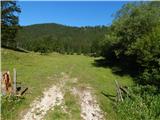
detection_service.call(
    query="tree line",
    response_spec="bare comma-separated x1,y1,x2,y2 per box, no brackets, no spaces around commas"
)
15,23,108,55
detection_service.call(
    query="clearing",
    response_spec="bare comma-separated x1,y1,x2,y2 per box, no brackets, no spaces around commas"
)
1,48,133,120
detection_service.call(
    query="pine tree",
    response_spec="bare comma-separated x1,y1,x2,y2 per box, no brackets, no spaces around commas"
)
1,1,21,48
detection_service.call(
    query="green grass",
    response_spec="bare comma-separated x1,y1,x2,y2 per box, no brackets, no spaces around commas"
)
45,91,81,120
1,48,133,120
45,105,69,120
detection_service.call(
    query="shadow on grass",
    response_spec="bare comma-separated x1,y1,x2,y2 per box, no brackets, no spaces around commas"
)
92,58,160,88
101,91,116,102
2,46,29,53
92,58,138,78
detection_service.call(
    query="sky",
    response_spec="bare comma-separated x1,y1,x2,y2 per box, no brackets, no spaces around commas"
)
18,1,129,27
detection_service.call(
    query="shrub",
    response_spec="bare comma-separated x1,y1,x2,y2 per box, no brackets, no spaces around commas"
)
116,85,160,120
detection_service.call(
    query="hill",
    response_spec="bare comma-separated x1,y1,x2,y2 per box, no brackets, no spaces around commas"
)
16,23,108,55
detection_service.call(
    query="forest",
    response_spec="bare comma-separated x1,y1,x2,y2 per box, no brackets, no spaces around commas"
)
15,23,107,55
1,1,160,120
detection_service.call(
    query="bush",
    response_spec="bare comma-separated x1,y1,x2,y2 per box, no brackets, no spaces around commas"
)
1,95,25,119
116,85,160,120
100,2,160,86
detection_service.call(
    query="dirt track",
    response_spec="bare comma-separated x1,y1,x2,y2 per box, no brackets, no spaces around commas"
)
21,72,104,120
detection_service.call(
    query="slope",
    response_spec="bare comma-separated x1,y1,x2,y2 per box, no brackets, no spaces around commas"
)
16,23,108,54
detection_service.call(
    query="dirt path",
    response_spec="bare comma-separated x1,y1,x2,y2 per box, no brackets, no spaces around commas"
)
21,72,104,120
21,72,68,120
72,87,104,120
22,86,63,120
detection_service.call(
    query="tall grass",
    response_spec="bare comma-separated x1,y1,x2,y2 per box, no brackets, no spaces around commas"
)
116,85,160,120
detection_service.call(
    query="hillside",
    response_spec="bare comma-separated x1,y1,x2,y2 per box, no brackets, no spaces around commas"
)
16,23,108,54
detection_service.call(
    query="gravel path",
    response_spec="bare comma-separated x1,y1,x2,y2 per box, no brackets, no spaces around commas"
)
72,87,104,120
21,86,63,120
21,72,104,120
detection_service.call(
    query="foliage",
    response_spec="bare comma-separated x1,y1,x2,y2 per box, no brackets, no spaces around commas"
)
1,1,21,48
32,36,53,54
16,23,108,55
100,3,160,119
1,95,25,120
100,1,160,86
116,85,160,120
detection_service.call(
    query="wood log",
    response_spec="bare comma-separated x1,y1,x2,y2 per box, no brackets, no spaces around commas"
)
21,88,28,96
115,80,123,102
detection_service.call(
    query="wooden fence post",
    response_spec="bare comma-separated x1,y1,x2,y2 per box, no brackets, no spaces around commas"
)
13,68,16,94
115,80,123,102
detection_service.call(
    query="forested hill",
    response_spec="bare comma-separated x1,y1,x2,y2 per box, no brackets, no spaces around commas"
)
16,23,108,55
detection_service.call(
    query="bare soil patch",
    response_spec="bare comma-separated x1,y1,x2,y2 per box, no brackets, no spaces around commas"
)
72,87,104,120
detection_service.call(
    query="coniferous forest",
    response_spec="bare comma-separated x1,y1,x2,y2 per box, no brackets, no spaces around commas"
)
15,23,108,55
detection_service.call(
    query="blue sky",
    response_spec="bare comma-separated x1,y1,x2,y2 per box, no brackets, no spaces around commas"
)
18,1,129,27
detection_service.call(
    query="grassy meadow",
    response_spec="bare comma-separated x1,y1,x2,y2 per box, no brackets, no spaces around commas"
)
1,48,133,120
